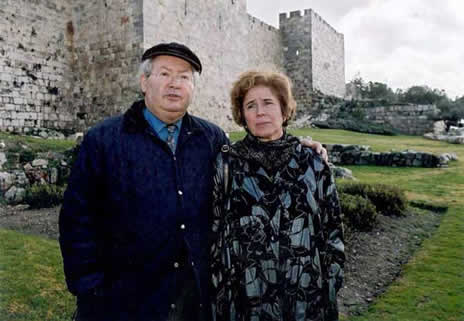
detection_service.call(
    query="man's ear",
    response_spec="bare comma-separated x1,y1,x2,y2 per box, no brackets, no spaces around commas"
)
140,74,147,94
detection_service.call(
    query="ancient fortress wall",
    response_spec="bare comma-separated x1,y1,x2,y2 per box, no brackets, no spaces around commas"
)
0,0,74,131
279,9,345,111
279,10,313,110
310,10,345,97
0,0,344,133
143,0,282,130
70,0,143,127
365,104,439,135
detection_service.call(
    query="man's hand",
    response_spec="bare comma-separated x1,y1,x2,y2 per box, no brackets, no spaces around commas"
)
300,139,328,163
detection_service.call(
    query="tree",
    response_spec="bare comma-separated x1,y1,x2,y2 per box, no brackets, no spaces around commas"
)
398,85,448,105
438,95,464,125
346,77,396,102
365,81,396,102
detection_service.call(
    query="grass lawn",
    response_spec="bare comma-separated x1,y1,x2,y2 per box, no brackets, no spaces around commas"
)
301,128,464,321
0,128,463,320
0,229,74,320
0,132,75,153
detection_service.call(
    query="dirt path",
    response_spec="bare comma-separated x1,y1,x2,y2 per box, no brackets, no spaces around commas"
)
0,204,444,317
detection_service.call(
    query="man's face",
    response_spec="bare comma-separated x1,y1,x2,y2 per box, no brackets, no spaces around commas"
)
140,55,194,123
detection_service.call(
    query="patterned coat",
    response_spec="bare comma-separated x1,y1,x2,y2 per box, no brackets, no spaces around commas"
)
210,135,345,321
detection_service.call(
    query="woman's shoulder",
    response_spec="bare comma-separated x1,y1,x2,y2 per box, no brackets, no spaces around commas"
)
293,141,327,173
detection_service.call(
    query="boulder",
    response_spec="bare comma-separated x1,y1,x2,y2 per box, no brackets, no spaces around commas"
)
0,172,14,191
4,186,26,203
32,159,48,168
433,120,446,134
0,152,6,169
331,165,356,180
448,126,464,136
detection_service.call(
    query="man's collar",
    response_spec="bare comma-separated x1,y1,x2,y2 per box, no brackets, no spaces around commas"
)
123,100,197,134
143,108,182,135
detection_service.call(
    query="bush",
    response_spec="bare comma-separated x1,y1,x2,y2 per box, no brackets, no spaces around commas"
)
19,149,36,163
23,184,66,209
338,182,407,216
339,192,378,232
63,144,80,169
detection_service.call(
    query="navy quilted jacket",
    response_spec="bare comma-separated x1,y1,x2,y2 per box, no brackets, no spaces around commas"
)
59,100,228,320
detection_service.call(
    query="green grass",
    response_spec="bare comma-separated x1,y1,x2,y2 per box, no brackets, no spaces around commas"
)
298,128,464,321
347,205,464,321
0,132,75,153
0,229,74,320
1,128,463,320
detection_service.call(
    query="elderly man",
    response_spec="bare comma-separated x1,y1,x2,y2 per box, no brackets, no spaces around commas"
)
59,42,326,321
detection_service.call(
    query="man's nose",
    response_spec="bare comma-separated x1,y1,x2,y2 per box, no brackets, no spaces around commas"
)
168,75,182,87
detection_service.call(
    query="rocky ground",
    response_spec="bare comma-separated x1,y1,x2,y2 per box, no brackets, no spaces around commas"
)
0,204,444,317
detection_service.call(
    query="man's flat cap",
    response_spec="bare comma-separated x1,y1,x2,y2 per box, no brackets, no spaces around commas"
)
142,42,202,74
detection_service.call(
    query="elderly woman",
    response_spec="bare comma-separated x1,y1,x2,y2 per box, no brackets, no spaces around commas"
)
210,71,345,321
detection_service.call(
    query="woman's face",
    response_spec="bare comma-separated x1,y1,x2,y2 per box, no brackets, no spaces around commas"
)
242,85,284,142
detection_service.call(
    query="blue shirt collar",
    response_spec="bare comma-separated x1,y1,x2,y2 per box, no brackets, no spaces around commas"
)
143,108,182,136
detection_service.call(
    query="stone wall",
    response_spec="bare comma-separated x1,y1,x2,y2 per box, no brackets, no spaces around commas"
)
0,0,74,132
310,10,345,97
280,9,345,111
280,10,313,110
364,104,439,135
292,92,440,136
324,144,448,168
70,0,143,127
142,0,283,131
1,0,344,133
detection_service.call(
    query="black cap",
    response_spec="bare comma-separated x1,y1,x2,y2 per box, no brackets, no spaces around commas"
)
141,42,202,74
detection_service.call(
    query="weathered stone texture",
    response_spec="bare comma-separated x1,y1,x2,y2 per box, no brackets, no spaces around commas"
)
324,144,449,168
364,105,439,135
280,9,345,112
70,0,143,127
310,11,345,97
142,0,283,131
0,0,73,132
280,11,313,110
1,0,344,132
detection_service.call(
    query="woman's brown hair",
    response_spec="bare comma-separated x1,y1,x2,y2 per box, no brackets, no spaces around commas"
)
230,70,297,127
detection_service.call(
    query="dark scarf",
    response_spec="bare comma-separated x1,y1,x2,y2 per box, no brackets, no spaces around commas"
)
232,132,300,173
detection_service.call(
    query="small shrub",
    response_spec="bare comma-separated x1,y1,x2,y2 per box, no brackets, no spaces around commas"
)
63,144,81,169
23,184,66,209
339,192,378,232
0,195,7,206
19,149,36,163
338,182,407,216
409,200,448,213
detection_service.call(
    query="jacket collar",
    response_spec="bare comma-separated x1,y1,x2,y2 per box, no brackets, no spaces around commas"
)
122,99,200,135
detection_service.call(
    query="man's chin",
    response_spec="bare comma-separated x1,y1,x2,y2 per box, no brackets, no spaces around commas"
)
164,106,188,115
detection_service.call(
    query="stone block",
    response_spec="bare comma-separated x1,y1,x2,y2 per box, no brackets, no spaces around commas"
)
32,158,48,167
0,152,6,169
0,172,14,191
4,186,26,203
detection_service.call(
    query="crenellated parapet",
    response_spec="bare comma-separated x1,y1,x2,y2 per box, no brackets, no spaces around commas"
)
0,1,344,133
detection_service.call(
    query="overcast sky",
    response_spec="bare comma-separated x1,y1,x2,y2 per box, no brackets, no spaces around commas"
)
246,0,464,99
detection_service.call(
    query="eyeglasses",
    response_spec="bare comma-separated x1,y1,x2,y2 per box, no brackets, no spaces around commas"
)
151,70,193,84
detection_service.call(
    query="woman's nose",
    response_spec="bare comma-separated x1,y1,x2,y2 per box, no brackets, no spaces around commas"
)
256,105,265,115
